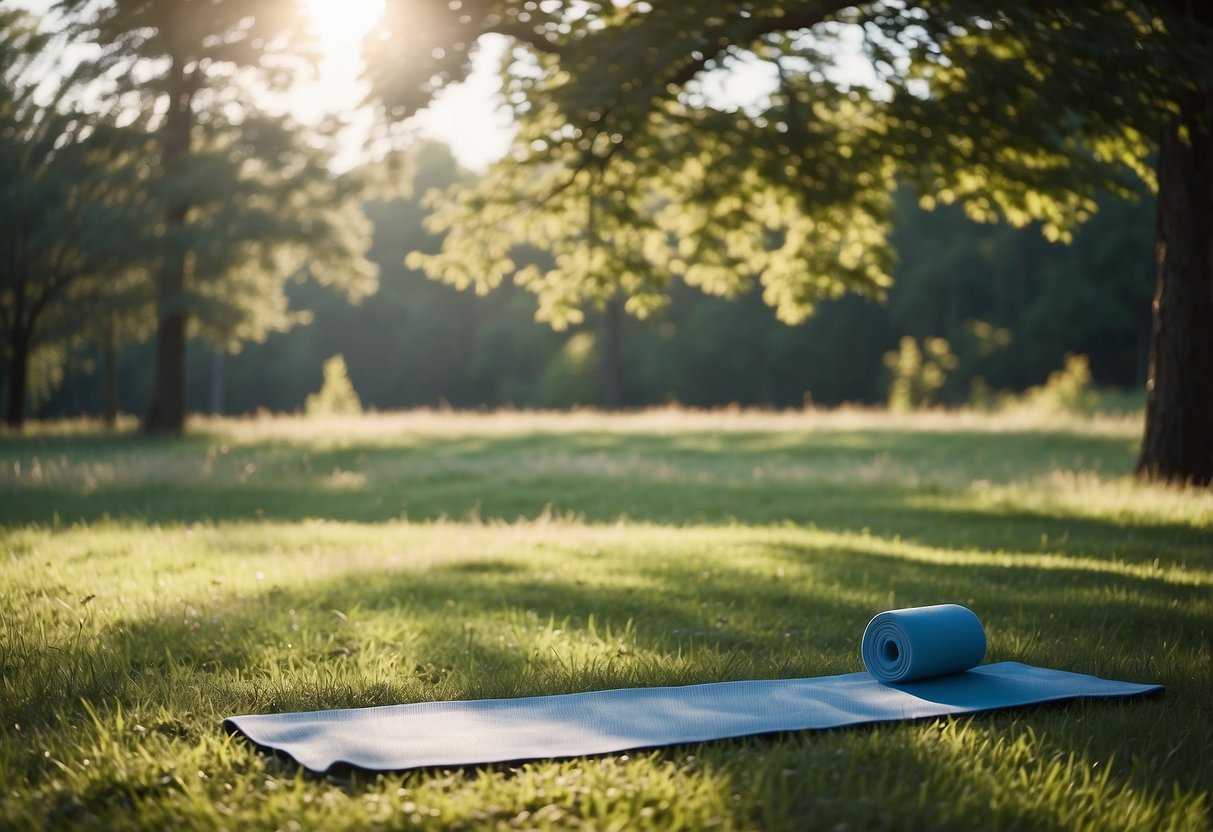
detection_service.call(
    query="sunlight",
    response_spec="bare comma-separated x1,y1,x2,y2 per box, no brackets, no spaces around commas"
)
300,0,384,61
293,0,512,170
286,0,384,170
416,34,516,171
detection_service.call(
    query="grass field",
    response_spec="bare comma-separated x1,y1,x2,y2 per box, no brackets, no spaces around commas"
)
1,409,1210,830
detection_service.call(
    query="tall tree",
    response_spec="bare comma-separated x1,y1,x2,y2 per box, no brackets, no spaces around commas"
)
1137,3,1213,482
0,8,145,428
369,0,1213,483
57,0,378,433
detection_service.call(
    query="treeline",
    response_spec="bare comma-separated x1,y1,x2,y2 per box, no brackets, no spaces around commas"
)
30,142,1153,418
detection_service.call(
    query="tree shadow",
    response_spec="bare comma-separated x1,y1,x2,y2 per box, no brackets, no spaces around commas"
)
4,425,1209,825
6,524,1208,826
3,428,1205,565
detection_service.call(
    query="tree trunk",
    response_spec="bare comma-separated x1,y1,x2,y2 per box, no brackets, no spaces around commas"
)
4,327,29,430
1136,87,1213,485
143,54,193,435
144,310,186,433
103,327,118,429
601,295,623,411
209,349,224,415
4,276,28,429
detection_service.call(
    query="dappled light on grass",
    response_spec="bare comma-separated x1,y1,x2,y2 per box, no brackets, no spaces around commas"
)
1,412,1209,829
179,407,1147,442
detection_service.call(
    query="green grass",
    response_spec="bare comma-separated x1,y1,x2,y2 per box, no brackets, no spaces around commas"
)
1,409,1210,830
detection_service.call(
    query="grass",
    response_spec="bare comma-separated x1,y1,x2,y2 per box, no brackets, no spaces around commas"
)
1,408,1210,830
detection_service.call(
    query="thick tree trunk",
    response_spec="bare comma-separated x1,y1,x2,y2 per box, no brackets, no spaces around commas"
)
1136,88,1213,485
144,310,186,433
144,263,188,432
143,54,193,435
601,295,623,411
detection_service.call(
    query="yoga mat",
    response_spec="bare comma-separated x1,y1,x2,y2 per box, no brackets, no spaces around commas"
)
862,604,987,682
225,605,1161,772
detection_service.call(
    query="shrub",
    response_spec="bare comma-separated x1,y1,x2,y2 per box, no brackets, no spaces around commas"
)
305,354,362,417
1016,353,1098,414
975,353,1099,415
883,336,958,411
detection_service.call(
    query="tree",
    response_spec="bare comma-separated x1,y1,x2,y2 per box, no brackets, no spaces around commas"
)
0,8,147,428
56,0,378,434
368,1,1213,483
1,9,66,429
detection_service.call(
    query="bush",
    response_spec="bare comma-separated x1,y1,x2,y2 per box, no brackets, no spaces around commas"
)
305,354,362,417
883,336,958,411
976,353,1099,416
1016,353,1098,414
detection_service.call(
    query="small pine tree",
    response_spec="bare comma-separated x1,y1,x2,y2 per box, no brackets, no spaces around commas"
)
305,355,362,417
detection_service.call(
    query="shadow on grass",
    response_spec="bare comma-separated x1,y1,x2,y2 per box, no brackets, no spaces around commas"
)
4,523,1208,828
4,428,1209,829
12,531,1205,722
2,429,1205,564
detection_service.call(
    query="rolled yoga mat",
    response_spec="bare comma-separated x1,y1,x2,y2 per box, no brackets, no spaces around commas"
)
861,603,987,682
225,604,1161,772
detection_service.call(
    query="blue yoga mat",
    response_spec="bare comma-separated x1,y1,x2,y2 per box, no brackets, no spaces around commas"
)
225,604,1160,772
862,604,988,682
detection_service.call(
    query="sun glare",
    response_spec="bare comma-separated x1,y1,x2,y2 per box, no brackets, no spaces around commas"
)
301,0,385,60
288,0,383,134
292,0,513,171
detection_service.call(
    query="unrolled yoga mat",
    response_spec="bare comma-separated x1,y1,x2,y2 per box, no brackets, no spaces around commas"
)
225,604,1161,772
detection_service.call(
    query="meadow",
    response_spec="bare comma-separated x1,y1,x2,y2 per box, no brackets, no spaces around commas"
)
1,409,1210,830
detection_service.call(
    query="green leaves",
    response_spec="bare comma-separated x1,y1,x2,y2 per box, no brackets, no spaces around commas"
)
47,0,378,353
368,0,1210,332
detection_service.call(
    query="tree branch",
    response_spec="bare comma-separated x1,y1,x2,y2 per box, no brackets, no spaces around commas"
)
665,0,860,90
484,22,566,56
25,252,81,331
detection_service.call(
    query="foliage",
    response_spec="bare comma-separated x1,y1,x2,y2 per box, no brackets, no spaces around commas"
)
367,1,1207,331
884,335,958,411
885,185,1152,394
0,8,152,425
368,0,1213,484
213,142,564,413
1003,353,1099,416
963,320,1013,359
0,412,1210,829
31,168,1155,418
51,0,381,343
304,354,362,417
49,0,378,431
23,342,67,410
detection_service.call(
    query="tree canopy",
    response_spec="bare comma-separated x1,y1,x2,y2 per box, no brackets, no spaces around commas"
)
371,2,1196,312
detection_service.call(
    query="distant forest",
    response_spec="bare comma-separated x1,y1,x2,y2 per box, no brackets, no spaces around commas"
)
35,142,1153,418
